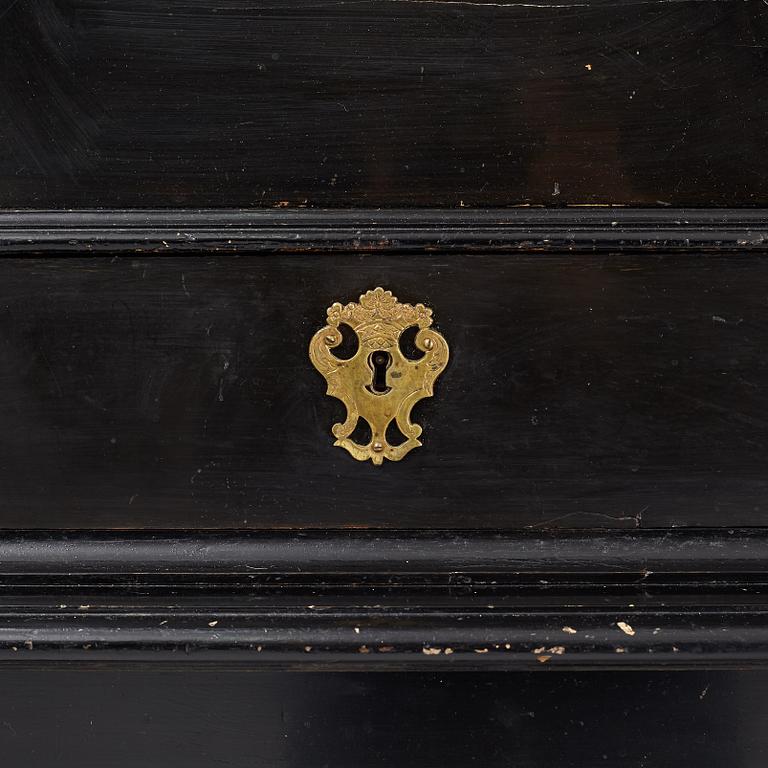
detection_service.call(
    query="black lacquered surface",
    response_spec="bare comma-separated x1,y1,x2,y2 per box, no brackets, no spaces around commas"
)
1,0,766,207
3,254,768,529
1,670,767,767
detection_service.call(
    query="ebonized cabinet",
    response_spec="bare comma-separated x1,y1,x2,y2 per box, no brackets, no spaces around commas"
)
2,1,768,765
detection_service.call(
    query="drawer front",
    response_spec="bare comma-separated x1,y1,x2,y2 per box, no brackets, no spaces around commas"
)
1,669,766,768
2,0,768,681
0,0,765,208
2,253,767,530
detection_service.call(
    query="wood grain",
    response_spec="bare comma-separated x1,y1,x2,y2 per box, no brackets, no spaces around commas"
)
0,0,765,207
3,253,768,529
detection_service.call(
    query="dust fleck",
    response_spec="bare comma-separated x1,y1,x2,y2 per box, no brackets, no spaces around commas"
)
208,620,218,627
562,626,577,634
537,655,552,663
422,647,442,655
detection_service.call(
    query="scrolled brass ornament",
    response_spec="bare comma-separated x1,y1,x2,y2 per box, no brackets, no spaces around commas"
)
309,288,449,464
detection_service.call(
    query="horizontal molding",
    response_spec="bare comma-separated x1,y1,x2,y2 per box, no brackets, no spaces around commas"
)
0,530,765,667
0,606,766,669
0,529,766,575
1,208,767,252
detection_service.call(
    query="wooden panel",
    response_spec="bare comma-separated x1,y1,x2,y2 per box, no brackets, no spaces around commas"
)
0,0,765,207
2,670,766,767
2,254,768,529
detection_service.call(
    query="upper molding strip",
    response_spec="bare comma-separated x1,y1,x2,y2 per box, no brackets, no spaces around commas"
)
1,208,767,253
0,529,765,575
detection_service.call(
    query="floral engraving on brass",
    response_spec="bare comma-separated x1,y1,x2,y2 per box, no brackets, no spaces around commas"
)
309,288,449,465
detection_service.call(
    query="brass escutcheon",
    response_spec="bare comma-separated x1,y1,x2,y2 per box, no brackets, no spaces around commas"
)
309,288,449,465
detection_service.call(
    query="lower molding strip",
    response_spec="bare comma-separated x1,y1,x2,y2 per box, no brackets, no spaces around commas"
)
0,530,764,667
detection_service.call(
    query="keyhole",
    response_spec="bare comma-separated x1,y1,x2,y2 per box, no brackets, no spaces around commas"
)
367,351,392,394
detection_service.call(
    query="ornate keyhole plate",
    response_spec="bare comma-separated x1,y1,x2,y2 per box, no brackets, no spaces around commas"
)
309,288,449,464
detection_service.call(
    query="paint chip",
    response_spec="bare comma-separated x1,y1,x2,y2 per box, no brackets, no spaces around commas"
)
617,621,636,636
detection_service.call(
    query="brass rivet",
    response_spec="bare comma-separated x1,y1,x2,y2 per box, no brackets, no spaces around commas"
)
325,334,337,345
423,338,434,350
372,442,384,452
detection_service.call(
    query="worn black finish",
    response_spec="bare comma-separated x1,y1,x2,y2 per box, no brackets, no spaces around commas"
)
3,252,768,528
0,529,764,668
0,529,765,575
2,571,768,666
3,2,768,764
3,670,767,767
0,542,767,667
1,209,768,253
0,529,762,667
1,0,766,208
6,600,768,667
